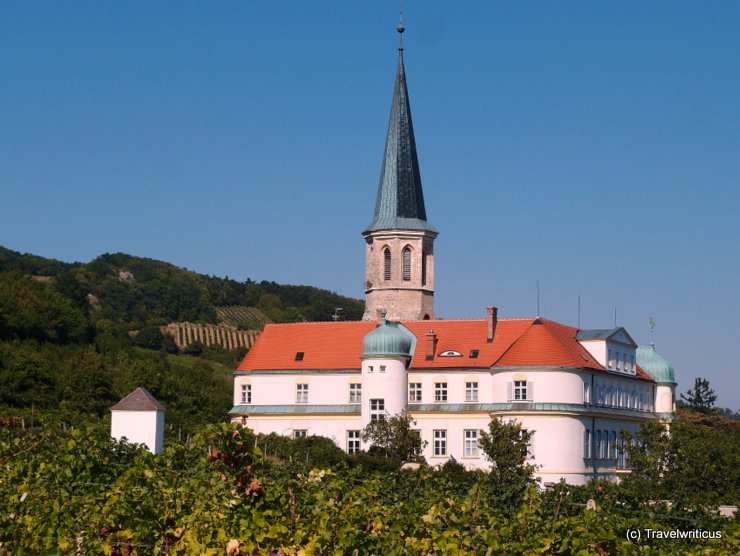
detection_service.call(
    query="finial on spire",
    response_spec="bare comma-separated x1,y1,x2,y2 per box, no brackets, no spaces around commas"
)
397,8,405,51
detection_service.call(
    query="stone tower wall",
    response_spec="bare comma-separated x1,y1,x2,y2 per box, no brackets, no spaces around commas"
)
363,229,436,321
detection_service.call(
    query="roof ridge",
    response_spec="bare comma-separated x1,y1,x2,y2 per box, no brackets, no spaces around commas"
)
264,320,369,327
491,320,536,366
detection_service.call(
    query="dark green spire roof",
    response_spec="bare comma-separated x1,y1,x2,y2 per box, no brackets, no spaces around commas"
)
364,33,436,234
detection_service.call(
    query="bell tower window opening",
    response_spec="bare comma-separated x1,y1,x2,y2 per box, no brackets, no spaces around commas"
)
383,248,391,281
402,247,411,281
421,251,427,286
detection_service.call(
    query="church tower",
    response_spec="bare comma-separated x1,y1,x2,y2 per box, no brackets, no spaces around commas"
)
362,21,438,322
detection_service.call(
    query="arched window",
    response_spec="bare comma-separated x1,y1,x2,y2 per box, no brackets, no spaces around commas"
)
383,248,391,281
421,251,427,286
402,247,411,281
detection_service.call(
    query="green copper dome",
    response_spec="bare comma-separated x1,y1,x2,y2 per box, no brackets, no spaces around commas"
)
362,313,413,359
636,342,675,384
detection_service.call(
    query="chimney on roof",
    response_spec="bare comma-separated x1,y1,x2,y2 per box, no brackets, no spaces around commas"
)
425,330,436,360
486,306,498,343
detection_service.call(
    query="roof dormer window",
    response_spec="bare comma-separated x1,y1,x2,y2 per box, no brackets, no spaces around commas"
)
295,352,304,361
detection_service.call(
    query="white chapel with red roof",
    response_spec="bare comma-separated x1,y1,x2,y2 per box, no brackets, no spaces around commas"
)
230,23,676,485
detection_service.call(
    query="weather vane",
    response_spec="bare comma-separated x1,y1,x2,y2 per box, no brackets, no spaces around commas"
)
398,7,405,50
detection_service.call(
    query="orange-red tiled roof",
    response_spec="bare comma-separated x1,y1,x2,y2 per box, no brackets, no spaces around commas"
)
237,321,377,371
494,318,602,368
236,317,653,381
403,319,532,369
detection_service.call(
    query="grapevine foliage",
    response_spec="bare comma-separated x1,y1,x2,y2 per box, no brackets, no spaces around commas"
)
1,421,737,555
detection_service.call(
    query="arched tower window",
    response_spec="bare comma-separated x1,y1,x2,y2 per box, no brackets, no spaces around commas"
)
383,248,391,281
421,251,427,286
402,247,411,281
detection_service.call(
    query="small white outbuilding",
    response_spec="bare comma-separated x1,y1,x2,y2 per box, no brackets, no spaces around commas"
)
110,387,165,454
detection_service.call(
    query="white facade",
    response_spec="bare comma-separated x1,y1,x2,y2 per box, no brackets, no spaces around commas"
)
111,409,165,454
232,345,666,485
110,387,165,454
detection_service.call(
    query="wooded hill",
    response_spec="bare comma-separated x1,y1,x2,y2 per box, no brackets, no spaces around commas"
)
0,245,364,327
0,245,364,433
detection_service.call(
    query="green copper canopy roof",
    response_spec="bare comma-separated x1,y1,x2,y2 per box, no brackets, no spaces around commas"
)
636,342,675,384
363,35,436,234
362,313,414,358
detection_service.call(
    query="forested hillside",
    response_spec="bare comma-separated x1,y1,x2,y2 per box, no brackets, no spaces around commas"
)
0,246,364,326
0,245,364,431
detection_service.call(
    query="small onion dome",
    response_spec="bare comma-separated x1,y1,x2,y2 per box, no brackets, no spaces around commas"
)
362,314,413,359
636,342,675,384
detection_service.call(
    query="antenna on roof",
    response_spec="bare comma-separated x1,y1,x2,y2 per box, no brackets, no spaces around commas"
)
332,308,344,322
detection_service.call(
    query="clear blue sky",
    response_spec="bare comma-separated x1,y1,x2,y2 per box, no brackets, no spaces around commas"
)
2,2,738,408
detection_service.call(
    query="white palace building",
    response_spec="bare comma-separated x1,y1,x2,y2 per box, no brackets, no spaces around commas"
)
230,24,676,485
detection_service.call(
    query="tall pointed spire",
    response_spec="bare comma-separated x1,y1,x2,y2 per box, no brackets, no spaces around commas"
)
362,19,438,322
364,20,436,234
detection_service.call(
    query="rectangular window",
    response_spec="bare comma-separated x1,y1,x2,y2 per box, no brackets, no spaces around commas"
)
349,383,361,403
296,383,308,404
408,382,422,402
600,431,607,460
347,430,361,454
617,353,622,371
617,446,626,469
620,439,630,469
370,399,385,422
513,380,528,401
240,384,251,404
380,365,386,373
583,382,591,404
596,430,603,459
293,430,307,439
608,349,614,369
465,382,479,402
583,428,592,459
630,355,635,373
610,431,618,460
368,365,374,373
434,382,447,402
433,429,447,457
464,429,478,457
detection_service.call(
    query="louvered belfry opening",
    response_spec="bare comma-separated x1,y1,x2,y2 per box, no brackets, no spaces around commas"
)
403,247,411,281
